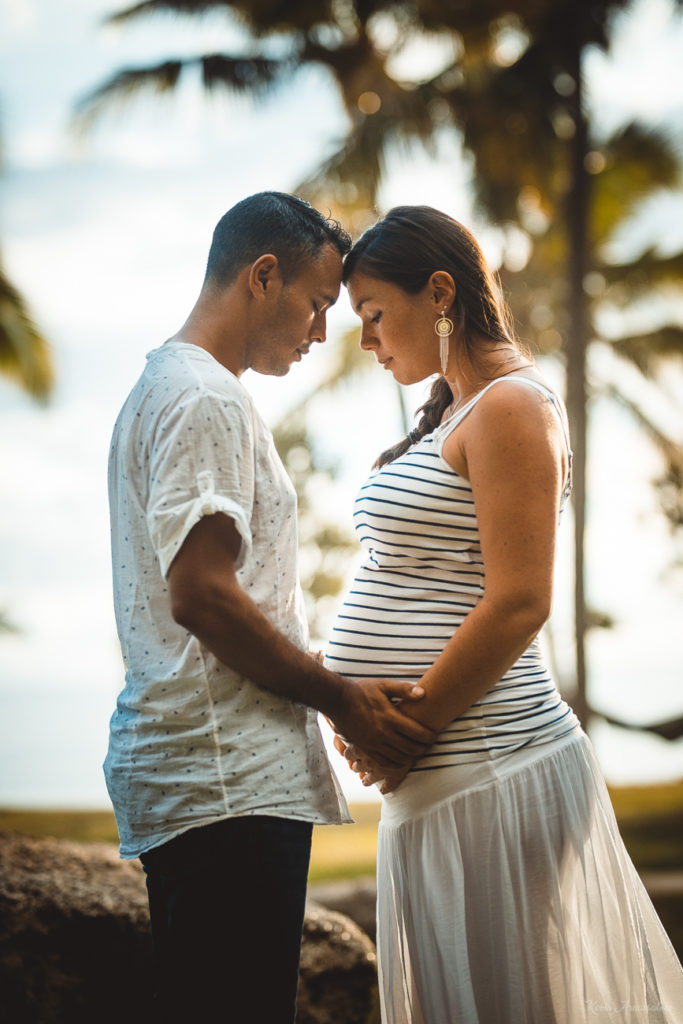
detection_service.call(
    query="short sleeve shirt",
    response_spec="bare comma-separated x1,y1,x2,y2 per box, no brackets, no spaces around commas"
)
106,341,350,858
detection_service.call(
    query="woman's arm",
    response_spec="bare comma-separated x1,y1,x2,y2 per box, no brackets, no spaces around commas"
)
344,382,568,788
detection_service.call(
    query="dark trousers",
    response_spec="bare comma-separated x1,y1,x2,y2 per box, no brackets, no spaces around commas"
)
140,814,314,1023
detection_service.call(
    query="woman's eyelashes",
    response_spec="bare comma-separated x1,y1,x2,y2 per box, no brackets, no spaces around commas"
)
370,310,382,324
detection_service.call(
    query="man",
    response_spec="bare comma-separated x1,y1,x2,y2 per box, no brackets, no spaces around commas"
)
106,192,433,1022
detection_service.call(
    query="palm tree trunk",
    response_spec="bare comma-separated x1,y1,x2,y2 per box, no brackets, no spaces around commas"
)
564,44,591,728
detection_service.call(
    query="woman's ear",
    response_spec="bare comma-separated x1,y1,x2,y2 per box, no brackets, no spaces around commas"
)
248,253,281,300
428,270,456,311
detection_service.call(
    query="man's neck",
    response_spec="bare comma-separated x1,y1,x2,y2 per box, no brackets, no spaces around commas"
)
171,291,248,377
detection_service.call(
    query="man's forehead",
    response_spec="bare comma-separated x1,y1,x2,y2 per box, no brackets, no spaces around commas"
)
307,245,343,300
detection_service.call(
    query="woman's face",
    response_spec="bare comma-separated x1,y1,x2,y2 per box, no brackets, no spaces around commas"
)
346,271,441,385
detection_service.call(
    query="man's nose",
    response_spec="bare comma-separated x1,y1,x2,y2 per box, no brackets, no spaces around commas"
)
310,310,327,344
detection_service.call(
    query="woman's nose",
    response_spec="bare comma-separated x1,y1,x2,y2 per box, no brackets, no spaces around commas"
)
359,324,375,349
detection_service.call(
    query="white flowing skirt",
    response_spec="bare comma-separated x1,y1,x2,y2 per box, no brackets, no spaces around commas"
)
377,730,683,1024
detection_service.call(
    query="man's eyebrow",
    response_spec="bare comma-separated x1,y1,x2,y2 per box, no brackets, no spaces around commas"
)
354,297,369,312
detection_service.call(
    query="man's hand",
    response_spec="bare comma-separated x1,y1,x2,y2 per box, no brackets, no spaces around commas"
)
329,677,435,769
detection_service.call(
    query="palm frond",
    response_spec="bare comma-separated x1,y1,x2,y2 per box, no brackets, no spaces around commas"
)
200,53,293,94
296,119,387,230
599,248,683,299
590,123,680,247
75,60,184,130
0,610,21,635
609,325,683,376
295,66,449,227
75,53,293,129
604,379,683,531
451,50,562,222
107,0,342,38
107,1,232,25
599,710,683,741
0,265,54,402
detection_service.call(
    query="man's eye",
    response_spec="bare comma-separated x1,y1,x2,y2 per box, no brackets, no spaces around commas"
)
370,311,382,324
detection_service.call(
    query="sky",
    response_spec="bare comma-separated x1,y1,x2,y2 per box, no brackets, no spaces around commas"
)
1,0,683,809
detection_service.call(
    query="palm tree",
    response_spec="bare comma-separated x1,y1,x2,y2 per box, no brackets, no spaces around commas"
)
272,407,359,645
497,120,683,722
0,120,54,402
78,0,683,725
419,1,682,724
0,609,20,634
0,265,54,402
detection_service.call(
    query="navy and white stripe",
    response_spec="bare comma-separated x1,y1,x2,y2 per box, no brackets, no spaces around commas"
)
325,377,579,770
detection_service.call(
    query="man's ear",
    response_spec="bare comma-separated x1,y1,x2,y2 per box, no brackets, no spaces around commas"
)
248,253,281,300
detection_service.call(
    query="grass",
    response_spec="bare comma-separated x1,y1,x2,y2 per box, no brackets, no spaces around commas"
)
0,807,121,846
1,781,681,879
309,802,380,882
607,781,683,872
2,787,681,958
0,803,381,878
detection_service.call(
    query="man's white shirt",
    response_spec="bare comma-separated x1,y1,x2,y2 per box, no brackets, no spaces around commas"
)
106,341,350,859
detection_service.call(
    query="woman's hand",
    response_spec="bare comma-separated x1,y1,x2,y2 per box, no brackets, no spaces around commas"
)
332,733,349,757
334,740,414,794
370,765,412,795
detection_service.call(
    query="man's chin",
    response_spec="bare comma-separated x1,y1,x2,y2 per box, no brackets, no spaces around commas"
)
251,359,293,378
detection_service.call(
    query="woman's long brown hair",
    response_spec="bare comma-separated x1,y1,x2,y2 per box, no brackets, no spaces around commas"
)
343,206,518,467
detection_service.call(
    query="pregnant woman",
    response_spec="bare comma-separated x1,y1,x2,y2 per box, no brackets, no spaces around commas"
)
325,206,683,1023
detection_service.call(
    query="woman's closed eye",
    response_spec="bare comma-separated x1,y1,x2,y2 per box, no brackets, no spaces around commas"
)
370,310,382,324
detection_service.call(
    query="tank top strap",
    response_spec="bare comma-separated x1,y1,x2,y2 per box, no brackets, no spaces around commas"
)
438,378,504,441
437,376,573,499
439,376,570,451
494,377,572,458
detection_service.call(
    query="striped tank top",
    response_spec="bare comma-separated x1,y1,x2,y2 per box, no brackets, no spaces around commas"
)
325,377,580,770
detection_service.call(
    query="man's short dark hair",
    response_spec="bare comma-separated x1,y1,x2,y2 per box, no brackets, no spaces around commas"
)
204,191,351,287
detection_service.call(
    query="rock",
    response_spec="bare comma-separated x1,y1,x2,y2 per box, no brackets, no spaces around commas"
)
298,902,378,1024
0,831,379,1024
307,877,378,941
0,831,154,1024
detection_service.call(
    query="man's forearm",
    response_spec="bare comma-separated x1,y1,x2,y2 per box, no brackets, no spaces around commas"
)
166,512,436,765
173,575,349,719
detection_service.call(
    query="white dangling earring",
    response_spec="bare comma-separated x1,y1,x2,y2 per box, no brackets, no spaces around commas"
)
434,308,454,375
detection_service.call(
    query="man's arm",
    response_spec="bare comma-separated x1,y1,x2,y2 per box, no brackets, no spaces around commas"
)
167,511,435,767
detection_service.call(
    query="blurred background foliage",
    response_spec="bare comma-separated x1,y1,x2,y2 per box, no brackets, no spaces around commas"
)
0,126,54,402
5,0,682,731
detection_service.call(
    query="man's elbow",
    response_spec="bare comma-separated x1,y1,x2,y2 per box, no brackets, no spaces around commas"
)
169,571,240,638
170,585,200,632
169,573,217,634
